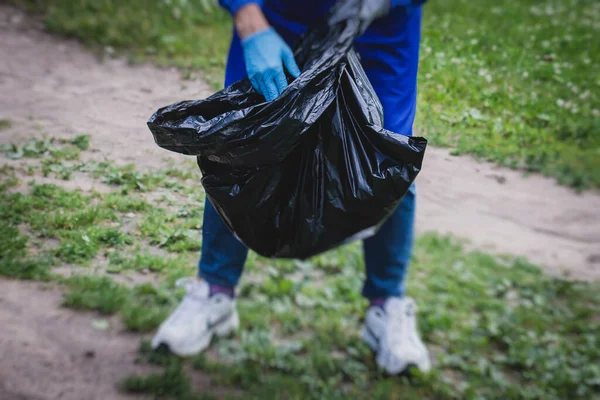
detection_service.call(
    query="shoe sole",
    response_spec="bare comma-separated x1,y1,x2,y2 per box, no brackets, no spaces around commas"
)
156,311,239,357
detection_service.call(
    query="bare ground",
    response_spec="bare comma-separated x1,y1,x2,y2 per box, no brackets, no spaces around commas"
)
0,280,150,400
0,5,599,400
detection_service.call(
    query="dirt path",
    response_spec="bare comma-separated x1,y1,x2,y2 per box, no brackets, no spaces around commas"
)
0,280,149,400
417,152,600,280
0,5,599,400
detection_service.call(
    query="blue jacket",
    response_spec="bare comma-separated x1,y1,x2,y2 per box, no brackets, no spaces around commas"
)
218,0,427,17
218,0,427,34
219,0,426,136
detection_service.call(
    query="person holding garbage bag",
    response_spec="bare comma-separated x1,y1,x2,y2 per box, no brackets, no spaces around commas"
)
151,0,431,374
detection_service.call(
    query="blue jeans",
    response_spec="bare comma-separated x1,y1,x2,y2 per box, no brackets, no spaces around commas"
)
200,6,422,299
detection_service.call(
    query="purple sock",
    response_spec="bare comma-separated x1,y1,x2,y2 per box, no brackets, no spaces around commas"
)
369,298,387,309
209,283,235,298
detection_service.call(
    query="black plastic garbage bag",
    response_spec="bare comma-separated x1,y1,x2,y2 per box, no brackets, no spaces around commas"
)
147,0,427,259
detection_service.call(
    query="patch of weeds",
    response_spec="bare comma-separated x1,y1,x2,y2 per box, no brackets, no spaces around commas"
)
30,182,81,203
0,221,54,280
140,208,200,252
125,342,237,400
101,163,151,189
140,207,170,238
66,134,91,150
162,260,199,288
157,226,201,252
0,119,12,130
40,148,85,180
64,275,180,330
28,183,90,211
260,275,297,299
107,251,182,273
121,359,215,400
0,137,55,159
408,233,600,399
41,160,74,180
0,165,19,192
121,283,176,331
63,275,129,314
144,233,600,399
194,351,331,400
100,163,184,192
0,183,129,263
49,145,81,161
55,226,131,264
137,339,177,366
0,256,54,280
218,329,303,373
40,157,80,180
29,205,115,236
101,191,149,212
164,167,195,180
175,204,204,227
0,221,28,258
95,226,133,247
0,135,91,180
0,193,28,224
0,136,85,163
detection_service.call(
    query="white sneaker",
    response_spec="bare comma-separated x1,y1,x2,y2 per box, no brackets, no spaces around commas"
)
361,297,431,374
151,278,239,356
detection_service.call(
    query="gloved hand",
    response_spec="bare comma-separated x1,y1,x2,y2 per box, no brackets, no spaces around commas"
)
358,0,425,35
241,27,301,102
358,0,391,35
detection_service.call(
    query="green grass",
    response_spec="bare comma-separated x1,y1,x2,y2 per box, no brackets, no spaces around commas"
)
0,137,201,260
0,221,54,280
102,191,150,212
121,283,178,331
0,181,130,264
418,1,600,189
1,136,599,398
13,0,231,88
0,135,90,160
121,235,600,399
0,135,90,180
122,356,218,400
12,0,600,188
140,207,202,252
63,275,130,314
55,226,132,263
0,166,19,191
63,276,176,330
0,174,56,280
0,136,189,189
99,163,184,192
107,250,185,273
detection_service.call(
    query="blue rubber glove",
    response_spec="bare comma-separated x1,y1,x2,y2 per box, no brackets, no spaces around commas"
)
241,27,301,102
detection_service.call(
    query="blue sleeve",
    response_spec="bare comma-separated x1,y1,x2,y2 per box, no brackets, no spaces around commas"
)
218,0,264,15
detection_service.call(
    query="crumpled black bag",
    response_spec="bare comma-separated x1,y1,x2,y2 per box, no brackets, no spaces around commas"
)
147,0,427,259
